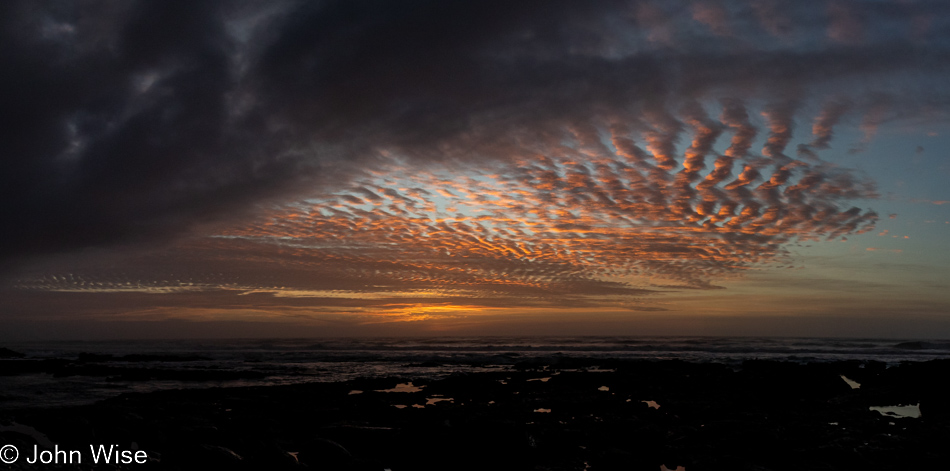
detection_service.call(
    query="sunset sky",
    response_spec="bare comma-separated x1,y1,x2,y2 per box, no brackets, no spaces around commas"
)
2,0,950,340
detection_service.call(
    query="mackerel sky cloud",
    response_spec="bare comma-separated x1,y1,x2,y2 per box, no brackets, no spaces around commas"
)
2,0,950,338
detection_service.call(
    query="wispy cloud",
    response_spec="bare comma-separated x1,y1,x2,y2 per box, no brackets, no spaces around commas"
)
866,247,903,253
4,0,949,327
12,101,882,317
1,0,946,272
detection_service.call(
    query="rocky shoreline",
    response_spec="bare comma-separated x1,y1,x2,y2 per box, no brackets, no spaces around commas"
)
2,358,949,470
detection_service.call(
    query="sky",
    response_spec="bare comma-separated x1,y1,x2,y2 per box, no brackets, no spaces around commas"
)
2,0,950,340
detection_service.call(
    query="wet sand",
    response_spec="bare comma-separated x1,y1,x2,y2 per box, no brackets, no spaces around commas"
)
2,358,949,470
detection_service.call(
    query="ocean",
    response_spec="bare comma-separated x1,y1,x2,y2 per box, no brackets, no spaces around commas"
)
2,336,949,410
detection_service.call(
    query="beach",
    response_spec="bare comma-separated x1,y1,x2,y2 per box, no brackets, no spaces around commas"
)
2,338,949,470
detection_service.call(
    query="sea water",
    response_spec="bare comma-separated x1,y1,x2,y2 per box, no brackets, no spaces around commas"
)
1,336,948,409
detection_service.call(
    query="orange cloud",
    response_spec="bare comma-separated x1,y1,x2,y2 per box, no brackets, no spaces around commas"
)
17,103,880,315
866,247,902,253
206,103,876,297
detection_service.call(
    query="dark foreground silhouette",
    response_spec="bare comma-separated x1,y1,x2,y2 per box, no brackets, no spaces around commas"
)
2,358,949,470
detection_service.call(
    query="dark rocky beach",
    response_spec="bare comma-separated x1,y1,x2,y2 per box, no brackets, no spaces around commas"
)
2,355,949,470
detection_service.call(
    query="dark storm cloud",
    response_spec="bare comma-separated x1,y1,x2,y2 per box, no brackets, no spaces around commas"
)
2,0,949,275
1,0,311,266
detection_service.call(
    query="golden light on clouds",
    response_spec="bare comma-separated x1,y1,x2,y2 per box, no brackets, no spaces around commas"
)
4,0,950,340
191,104,880,314
8,102,885,327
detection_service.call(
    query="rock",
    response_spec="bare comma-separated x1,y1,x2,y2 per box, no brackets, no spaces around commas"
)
4,360,950,469
296,438,353,469
0,347,24,359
